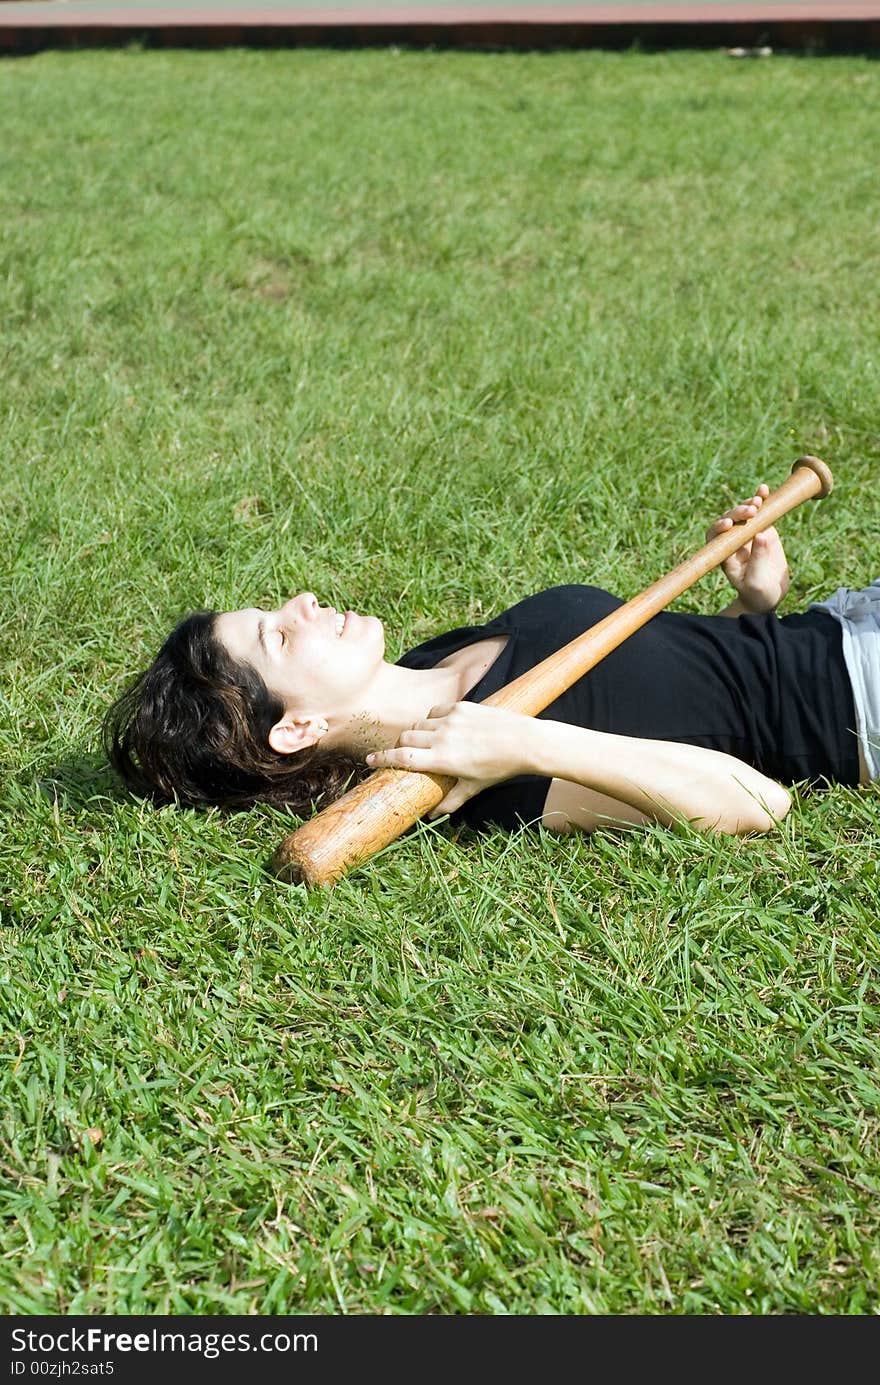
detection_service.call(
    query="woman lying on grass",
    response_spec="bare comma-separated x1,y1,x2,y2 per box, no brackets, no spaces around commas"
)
105,486,875,837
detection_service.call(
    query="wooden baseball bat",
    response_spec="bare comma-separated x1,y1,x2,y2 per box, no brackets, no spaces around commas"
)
272,457,833,887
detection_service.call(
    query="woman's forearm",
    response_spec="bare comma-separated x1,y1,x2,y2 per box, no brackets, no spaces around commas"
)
522,719,791,833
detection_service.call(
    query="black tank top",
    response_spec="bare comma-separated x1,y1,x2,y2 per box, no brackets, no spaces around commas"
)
395,585,860,831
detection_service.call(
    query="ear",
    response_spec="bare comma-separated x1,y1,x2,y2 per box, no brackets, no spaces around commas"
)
268,717,321,757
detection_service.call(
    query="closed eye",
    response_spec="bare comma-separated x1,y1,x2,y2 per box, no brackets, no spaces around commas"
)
260,617,286,655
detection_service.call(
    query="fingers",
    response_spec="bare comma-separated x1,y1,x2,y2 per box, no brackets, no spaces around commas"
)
428,786,472,819
731,487,768,518
366,706,461,767
396,729,434,746
401,705,455,732
726,494,763,523
366,745,433,770
707,485,770,541
746,526,783,556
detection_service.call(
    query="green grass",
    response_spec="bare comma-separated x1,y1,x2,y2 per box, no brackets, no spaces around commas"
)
2,44,880,1314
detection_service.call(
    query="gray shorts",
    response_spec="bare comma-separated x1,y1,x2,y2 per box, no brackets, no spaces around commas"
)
810,579,880,781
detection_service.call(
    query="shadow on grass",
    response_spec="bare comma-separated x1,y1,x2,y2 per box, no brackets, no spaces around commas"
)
36,750,128,814
35,751,294,825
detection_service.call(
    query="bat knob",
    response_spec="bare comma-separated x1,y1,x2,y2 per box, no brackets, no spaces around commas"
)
792,455,833,498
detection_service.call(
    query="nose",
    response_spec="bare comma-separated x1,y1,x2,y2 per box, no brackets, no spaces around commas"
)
277,592,320,623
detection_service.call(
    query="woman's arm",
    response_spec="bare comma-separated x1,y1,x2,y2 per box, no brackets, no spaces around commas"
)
366,703,791,835
528,720,792,836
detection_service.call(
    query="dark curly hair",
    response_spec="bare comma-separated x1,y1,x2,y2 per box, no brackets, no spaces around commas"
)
102,612,371,814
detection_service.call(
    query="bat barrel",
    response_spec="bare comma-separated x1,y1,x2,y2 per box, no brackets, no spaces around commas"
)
271,762,455,886
272,456,832,887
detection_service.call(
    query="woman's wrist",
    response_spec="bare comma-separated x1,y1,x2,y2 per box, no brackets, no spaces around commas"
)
504,711,552,779
720,596,752,617
522,717,594,779
720,593,779,618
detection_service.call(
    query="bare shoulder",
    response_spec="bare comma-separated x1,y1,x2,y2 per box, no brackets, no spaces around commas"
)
436,634,509,697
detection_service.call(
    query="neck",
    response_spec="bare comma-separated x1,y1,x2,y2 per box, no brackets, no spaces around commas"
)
329,661,467,758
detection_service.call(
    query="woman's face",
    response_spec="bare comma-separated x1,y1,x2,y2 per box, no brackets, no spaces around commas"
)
215,592,386,717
